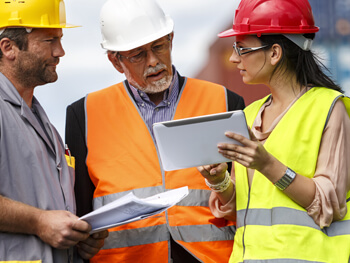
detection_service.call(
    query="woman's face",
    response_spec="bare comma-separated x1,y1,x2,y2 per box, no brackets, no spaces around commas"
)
229,35,274,85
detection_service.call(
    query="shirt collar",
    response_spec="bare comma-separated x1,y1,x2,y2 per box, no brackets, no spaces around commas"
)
0,72,47,117
0,72,23,106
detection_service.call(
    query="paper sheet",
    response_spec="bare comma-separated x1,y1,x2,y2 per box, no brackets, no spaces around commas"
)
79,186,189,233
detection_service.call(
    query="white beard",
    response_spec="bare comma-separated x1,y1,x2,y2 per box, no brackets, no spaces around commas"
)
138,74,172,94
124,64,172,94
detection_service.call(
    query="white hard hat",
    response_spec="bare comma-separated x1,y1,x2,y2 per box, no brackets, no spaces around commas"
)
100,0,174,51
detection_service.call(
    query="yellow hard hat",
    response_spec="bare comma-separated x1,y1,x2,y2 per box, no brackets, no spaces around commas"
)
0,0,79,29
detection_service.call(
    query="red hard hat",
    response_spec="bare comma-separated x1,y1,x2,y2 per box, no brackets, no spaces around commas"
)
219,0,319,38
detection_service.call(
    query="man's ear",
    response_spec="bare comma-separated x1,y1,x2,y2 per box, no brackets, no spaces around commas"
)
169,32,174,50
0,38,17,60
270,43,283,66
107,51,125,73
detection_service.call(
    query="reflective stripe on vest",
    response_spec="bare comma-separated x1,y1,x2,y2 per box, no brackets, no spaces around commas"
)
86,78,235,263
236,207,350,236
231,88,350,263
103,223,235,249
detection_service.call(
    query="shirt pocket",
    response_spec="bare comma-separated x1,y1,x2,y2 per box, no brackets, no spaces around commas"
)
65,154,75,169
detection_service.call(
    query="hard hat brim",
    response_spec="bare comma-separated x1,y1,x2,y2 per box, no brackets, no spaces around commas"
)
218,27,319,38
0,23,81,30
218,28,237,38
27,23,81,29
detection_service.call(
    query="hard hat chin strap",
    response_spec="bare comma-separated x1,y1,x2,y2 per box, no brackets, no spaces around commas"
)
283,34,313,51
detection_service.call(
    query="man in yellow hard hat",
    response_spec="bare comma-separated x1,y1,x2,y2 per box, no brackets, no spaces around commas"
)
66,0,245,262
0,0,108,262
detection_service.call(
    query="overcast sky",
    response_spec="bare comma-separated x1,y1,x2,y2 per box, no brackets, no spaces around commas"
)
35,0,240,138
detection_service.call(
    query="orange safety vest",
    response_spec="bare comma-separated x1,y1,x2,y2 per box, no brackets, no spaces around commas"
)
85,78,235,262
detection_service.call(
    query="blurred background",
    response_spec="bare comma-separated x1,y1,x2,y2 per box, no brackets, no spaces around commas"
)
35,0,350,138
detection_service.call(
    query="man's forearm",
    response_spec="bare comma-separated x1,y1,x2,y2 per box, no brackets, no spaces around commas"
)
0,195,41,235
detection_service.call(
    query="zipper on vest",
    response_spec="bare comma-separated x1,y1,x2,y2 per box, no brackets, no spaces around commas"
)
242,185,252,260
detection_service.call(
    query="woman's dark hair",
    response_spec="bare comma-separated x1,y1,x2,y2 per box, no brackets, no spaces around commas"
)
0,28,29,59
258,34,343,93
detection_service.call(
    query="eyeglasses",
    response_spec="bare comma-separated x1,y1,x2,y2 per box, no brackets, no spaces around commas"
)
233,42,269,56
117,39,171,64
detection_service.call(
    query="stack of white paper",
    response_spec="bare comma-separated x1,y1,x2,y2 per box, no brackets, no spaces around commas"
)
79,186,189,233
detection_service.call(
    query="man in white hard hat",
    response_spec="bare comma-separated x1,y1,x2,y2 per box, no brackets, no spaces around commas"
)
0,0,108,262
65,0,244,262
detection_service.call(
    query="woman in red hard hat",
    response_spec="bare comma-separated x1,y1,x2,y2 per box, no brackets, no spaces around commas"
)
198,0,350,262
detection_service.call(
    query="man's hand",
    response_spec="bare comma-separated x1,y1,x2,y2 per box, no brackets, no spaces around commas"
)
77,230,109,259
35,210,91,249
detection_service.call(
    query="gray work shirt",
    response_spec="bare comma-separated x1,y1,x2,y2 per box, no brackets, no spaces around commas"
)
0,73,80,263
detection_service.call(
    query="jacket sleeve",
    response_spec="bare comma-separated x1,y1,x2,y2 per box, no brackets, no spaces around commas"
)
225,89,245,172
65,98,95,218
227,89,245,111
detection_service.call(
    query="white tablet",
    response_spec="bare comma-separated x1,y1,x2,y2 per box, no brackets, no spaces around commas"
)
153,110,249,171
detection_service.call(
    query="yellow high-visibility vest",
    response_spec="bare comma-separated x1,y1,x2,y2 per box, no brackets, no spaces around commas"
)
231,87,350,263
